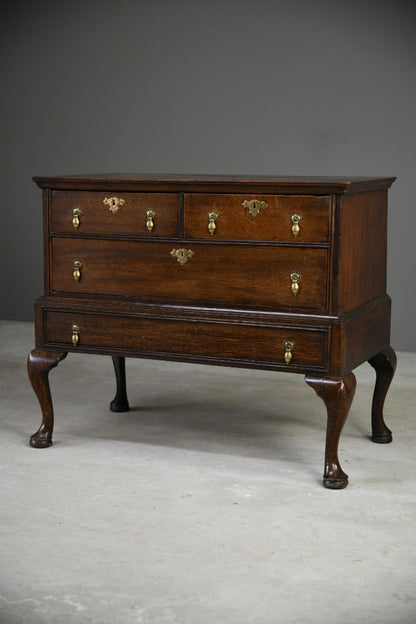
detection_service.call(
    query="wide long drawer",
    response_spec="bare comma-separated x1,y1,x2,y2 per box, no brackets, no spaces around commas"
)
51,239,329,311
51,191,180,237
45,310,329,371
184,194,330,242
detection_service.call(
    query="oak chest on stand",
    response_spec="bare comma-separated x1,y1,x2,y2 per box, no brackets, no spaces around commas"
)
28,174,396,489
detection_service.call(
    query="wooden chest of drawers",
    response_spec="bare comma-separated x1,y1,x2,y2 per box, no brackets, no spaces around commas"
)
28,174,397,488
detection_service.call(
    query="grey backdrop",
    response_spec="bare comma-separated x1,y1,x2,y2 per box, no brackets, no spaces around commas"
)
2,0,415,351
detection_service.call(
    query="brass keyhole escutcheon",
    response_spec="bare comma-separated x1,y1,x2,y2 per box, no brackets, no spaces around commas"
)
284,340,295,364
291,213,302,237
208,210,219,235
103,196,125,214
73,260,83,282
242,199,268,218
170,248,195,265
289,271,301,295
146,209,156,232
72,207,82,229
72,324,80,346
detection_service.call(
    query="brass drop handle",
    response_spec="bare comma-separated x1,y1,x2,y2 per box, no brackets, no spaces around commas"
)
146,209,156,232
290,271,301,295
208,210,219,235
72,324,80,346
291,213,302,237
73,260,83,282
72,207,82,229
284,340,294,364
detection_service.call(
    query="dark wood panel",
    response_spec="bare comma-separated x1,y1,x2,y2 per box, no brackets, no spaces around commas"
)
184,194,330,242
325,297,392,377
333,190,388,314
51,239,328,311
34,174,396,195
341,297,391,374
45,310,328,369
51,191,180,237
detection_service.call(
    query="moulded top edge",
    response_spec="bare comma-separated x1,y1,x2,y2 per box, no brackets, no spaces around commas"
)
32,173,396,194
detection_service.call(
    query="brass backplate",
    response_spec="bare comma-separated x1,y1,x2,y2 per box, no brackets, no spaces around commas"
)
242,199,268,218
103,196,125,214
170,248,195,265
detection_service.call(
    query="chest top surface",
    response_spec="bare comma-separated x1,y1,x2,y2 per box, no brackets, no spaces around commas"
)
33,173,396,194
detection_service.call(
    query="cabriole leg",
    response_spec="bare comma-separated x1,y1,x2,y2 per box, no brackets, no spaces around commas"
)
368,346,397,444
28,349,67,448
305,373,356,489
110,356,130,412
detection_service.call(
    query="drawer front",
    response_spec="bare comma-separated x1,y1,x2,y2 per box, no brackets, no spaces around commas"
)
184,194,330,242
45,310,328,370
51,239,328,311
51,191,180,237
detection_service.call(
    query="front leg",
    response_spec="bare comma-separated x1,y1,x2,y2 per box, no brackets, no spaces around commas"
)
368,346,397,443
305,373,356,489
28,349,67,448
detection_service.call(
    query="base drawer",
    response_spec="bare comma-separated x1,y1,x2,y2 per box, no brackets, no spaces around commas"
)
45,310,329,372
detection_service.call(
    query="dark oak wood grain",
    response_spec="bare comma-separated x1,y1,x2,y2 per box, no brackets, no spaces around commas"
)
28,174,396,488
305,374,356,489
184,193,330,242
44,310,329,370
51,190,180,237
50,238,329,311
28,350,67,447
333,190,388,314
33,174,396,195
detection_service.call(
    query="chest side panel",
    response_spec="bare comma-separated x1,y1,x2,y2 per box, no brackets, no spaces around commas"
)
333,190,388,314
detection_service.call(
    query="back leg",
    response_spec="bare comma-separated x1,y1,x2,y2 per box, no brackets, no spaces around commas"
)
110,356,130,412
368,346,397,443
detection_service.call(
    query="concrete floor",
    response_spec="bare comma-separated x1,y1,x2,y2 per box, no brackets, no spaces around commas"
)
0,320,415,624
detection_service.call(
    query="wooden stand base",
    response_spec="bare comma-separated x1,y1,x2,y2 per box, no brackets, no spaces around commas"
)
27,348,396,488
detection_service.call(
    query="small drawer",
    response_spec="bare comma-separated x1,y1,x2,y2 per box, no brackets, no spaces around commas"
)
51,239,328,311
45,310,329,371
51,191,180,237
184,194,330,242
